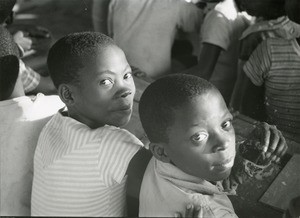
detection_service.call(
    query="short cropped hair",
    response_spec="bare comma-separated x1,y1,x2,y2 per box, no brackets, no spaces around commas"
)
0,0,16,24
0,26,20,100
241,0,286,20
47,31,115,89
285,0,300,24
139,74,217,143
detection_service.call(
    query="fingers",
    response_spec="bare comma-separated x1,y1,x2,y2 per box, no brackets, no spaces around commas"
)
193,206,202,218
258,122,288,163
265,125,280,159
272,131,288,162
260,122,270,153
185,204,194,217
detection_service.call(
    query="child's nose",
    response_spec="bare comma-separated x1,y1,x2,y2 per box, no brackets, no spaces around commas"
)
120,90,132,98
212,132,230,152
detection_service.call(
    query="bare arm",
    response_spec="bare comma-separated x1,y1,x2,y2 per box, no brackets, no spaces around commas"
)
184,43,222,80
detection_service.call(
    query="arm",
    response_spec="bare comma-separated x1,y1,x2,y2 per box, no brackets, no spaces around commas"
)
184,43,222,80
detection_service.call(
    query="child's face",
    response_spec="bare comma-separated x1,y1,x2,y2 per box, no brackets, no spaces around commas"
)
164,90,236,181
70,45,135,128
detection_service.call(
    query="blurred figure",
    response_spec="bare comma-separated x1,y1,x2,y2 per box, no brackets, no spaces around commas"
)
184,0,252,104
107,0,204,79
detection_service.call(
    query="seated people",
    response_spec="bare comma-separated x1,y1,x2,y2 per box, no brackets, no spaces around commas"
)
138,74,287,217
0,26,64,216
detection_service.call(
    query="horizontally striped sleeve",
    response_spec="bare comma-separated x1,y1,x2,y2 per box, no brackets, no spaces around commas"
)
98,127,143,187
243,39,271,86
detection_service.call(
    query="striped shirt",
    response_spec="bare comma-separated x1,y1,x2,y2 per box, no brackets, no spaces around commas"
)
31,110,143,216
244,37,300,142
19,59,41,93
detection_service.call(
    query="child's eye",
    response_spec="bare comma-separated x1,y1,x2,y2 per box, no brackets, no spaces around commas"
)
100,79,113,86
124,72,132,80
222,120,232,129
191,132,208,142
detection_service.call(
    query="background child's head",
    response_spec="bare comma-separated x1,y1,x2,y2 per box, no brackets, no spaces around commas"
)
285,0,300,24
239,0,286,20
0,0,16,25
139,74,236,181
47,32,135,129
0,26,20,100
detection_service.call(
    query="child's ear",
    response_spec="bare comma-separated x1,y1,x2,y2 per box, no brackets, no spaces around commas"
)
149,142,171,163
58,84,74,105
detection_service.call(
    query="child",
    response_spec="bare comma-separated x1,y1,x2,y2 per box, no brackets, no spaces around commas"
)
138,74,287,217
30,32,145,216
230,0,300,121
240,1,300,145
0,0,56,95
184,0,252,104
0,26,64,216
238,0,299,61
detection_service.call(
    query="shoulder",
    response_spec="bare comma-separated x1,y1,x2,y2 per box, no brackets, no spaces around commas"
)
100,125,144,148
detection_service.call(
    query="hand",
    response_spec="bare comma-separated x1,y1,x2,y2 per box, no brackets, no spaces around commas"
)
13,31,33,51
253,122,288,163
174,204,202,218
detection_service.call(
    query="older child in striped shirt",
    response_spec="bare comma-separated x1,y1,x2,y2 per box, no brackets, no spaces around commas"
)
30,32,148,216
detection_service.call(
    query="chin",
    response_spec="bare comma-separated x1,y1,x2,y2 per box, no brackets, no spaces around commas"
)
114,115,131,127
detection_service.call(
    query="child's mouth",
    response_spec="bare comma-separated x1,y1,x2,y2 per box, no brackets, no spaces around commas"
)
213,156,235,170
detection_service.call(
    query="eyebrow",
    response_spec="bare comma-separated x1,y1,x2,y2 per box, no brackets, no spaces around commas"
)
189,111,233,127
97,65,131,76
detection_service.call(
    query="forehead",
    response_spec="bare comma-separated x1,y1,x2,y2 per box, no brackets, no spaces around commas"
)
171,91,228,126
77,45,128,77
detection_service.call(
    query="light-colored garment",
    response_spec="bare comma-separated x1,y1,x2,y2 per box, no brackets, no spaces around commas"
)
139,157,238,217
31,111,143,217
243,25,300,143
108,0,203,79
0,94,64,216
200,0,251,103
19,59,41,93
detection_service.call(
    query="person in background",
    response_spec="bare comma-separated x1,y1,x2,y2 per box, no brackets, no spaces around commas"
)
184,0,252,105
0,0,56,95
138,74,287,217
0,26,64,216
236,0,300,145
107,0,204,79
231,0,300,121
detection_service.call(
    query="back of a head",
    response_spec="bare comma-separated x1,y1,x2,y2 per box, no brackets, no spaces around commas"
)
47,31,115,89
139,74,216,143
285,0,300,24
0,0,16,24
0,26,20,100
241,0,286,20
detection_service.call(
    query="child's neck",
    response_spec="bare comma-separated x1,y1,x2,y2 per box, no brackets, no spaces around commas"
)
297,37,300,46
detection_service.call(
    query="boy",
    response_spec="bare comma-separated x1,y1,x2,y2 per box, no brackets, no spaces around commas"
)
138,74,287,217
31,32,145,216
0,26,64,216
